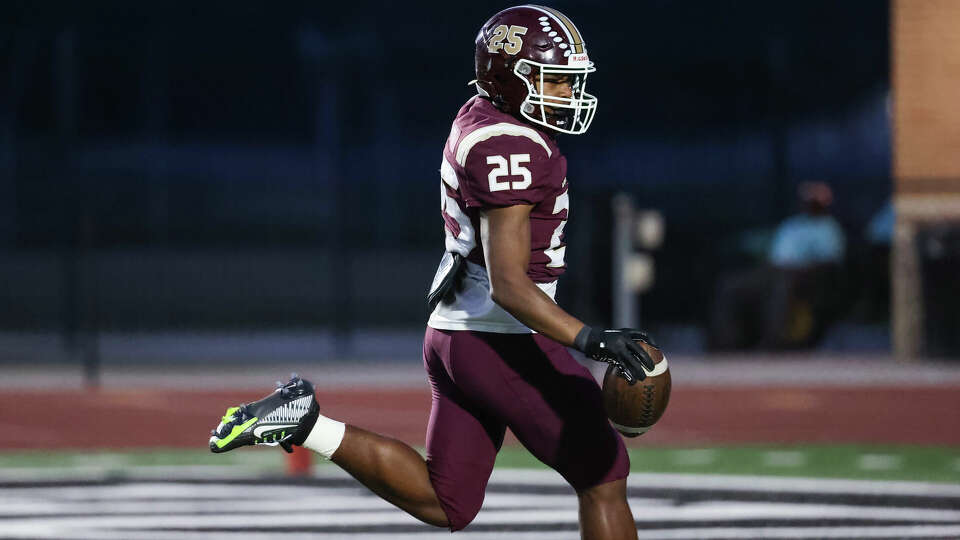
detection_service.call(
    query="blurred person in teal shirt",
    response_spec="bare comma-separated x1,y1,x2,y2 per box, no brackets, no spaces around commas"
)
709,182,847,350
769,181,846,268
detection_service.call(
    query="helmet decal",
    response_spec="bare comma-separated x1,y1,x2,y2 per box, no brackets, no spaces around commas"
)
528,5,585,55
486,24,528,55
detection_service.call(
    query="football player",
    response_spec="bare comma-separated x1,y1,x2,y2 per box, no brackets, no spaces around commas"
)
209,5,653,538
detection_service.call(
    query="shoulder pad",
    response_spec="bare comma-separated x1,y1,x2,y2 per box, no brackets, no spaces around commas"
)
455,122,552,167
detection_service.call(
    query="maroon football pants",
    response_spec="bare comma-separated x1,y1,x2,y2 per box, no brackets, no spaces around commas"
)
422,327,629,531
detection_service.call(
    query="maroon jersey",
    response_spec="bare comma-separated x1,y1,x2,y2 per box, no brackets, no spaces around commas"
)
439,96,569,283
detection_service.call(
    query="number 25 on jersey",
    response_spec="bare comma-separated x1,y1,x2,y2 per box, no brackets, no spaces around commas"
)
486,154,531,192
484,153,570,269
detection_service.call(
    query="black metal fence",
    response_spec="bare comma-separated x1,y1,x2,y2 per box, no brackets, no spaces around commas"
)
1,1,894,350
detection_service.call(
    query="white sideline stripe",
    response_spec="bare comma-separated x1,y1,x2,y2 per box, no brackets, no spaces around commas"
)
5,496,959,529
8,527,960,540
0,529,579,540
0,493,670,517
0,497,393,516
4,483,352,500
632,526,960,539
488,469,960,497
3,467,959,497
0,464,289,482
454,123,552,166
0,484,960,528
651,501,960,523
6,466,958,497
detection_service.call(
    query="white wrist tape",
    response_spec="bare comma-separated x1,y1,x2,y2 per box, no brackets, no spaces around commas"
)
302,414,346,460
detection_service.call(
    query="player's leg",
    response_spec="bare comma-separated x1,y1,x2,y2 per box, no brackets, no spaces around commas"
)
527,335,636,539
420,327,508,531
207,376,448,527
209,382,453,528
211,386,449,527
577,477,636,540
312,328,505,530
324,425,449,527
446,331,637,539
207,327,504,531
320,333,507,533
512,336,637,539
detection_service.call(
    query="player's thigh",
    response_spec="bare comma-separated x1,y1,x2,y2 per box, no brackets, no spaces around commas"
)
446,331,629,492
422,327,506,530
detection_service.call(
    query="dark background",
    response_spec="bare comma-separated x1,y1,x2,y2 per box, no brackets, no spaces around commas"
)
0,1,891,350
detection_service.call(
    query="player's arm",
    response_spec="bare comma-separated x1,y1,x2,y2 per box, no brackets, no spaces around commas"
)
481,204,655,382
464,135,653,381
481,204,583,346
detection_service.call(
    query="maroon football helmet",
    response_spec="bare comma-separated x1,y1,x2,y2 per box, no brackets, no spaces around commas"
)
474,5,597,135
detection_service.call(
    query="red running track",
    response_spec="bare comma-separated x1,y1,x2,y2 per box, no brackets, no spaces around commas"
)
3,385,959,450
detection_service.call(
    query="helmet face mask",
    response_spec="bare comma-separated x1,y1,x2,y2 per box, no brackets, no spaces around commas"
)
474,5,598,136
515,59,597,135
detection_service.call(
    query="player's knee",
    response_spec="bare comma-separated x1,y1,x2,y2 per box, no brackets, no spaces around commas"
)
427,458,492,532
427,481,484,532
440,494,483,532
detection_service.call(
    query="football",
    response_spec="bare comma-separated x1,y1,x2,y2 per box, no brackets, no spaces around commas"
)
601,339,671,437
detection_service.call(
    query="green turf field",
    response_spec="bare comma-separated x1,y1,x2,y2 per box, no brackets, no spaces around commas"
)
2,445,957,483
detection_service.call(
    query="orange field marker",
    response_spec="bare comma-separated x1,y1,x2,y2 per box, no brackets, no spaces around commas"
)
286,445,313,476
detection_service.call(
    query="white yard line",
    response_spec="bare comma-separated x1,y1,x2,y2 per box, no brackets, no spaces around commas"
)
762,451,808,468
858,454,903,471
671,449,717,466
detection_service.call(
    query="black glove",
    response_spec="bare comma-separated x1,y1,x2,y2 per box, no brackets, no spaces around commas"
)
574,326,655,385
619,328,657,349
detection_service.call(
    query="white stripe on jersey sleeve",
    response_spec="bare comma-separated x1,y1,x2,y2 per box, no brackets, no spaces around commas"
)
440,157,458,189
455,122,552,167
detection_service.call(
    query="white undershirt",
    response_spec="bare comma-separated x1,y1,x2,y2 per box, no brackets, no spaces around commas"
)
427,260,557,334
